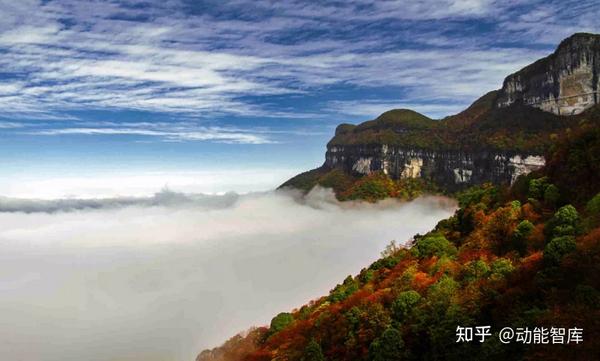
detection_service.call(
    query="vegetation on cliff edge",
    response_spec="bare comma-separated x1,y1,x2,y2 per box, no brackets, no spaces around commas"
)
279,168,438,203
328,100,576,154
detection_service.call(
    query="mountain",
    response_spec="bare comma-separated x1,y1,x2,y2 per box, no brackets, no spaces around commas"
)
198,34,600,361
281,33,600,195
198,121,600,360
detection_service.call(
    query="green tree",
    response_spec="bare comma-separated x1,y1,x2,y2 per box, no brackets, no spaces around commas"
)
345,175,392,201
302,339,326,361
490,258,514,279
427,275,459,311
513,220,534,254
457,184,497,208
544,236,576,265
412,233,457,258
514,220,534,238
269,312,294,334
369,327,405,361
586,192,600,217
510,200,521,210
328,275,359,302
344,306,363,331
391,290,421,322
528,177,549,199
463,259,490,282
547,205,579,237
543,184,560,206
359,268,375,284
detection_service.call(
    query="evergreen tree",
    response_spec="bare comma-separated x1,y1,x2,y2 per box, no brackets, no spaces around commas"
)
302,339,326,361
369,327,405,361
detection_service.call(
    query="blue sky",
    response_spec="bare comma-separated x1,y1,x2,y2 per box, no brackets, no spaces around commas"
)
0,0,598,197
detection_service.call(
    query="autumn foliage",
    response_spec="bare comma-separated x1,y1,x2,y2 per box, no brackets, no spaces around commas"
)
199,121,600,361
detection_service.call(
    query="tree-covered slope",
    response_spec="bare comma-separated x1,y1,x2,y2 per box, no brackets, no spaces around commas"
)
199,123,600,361
328,95,574,154
281,104,600,197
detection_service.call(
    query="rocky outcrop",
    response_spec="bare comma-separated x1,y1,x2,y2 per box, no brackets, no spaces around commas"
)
496,33,600,115
325,144,544,192
281,33,600,194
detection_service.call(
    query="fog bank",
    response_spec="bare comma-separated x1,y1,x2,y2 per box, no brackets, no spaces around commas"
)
0,188,456,361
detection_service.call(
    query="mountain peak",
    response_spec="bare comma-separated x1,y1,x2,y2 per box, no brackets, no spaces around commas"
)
376,108,429,120
557,32,600,48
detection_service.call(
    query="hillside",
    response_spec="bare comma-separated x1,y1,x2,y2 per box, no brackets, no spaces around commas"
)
198,113,600,361
280,101,575,196
282,34,600,195
201,33,600,361
327,101,570,152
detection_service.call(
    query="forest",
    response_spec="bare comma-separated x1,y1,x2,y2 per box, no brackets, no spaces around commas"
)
198,107,600,361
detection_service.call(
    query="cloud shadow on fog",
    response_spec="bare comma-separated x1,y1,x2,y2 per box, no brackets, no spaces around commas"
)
0,187,456,361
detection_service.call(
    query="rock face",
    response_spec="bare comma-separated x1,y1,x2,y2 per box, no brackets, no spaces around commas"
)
282,33,599,193
496,33,600,115
325,145,544,192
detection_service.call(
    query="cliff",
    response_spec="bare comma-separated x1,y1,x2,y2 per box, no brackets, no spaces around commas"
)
282,102,573,193
199,118,600,361
199,33,600,361
324,145,544,192
282,33,600,194
496,33,600,115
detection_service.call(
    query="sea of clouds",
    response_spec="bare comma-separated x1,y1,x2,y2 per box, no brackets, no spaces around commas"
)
0,187,456,361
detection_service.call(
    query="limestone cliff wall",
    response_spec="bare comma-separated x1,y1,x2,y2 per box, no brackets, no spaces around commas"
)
496,33,599,116
325,145,544,191
284,35,600,192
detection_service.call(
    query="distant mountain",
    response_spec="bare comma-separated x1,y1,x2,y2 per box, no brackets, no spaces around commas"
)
281,33,600,195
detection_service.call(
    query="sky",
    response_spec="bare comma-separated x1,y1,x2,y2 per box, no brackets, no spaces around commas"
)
0,0,599,197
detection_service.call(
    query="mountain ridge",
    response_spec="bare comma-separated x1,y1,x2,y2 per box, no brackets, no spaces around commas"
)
198,108,600,361
198,33,600,361
281,33,600,195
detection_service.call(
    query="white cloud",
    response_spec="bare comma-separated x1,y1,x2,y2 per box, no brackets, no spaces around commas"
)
0,82,24,95
0,0,596,120
0,189,457,361
496,0,600,44
0,24,60,45
0,121,25,128
244,0,496,21
29,125,275,144
0,169,302,199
